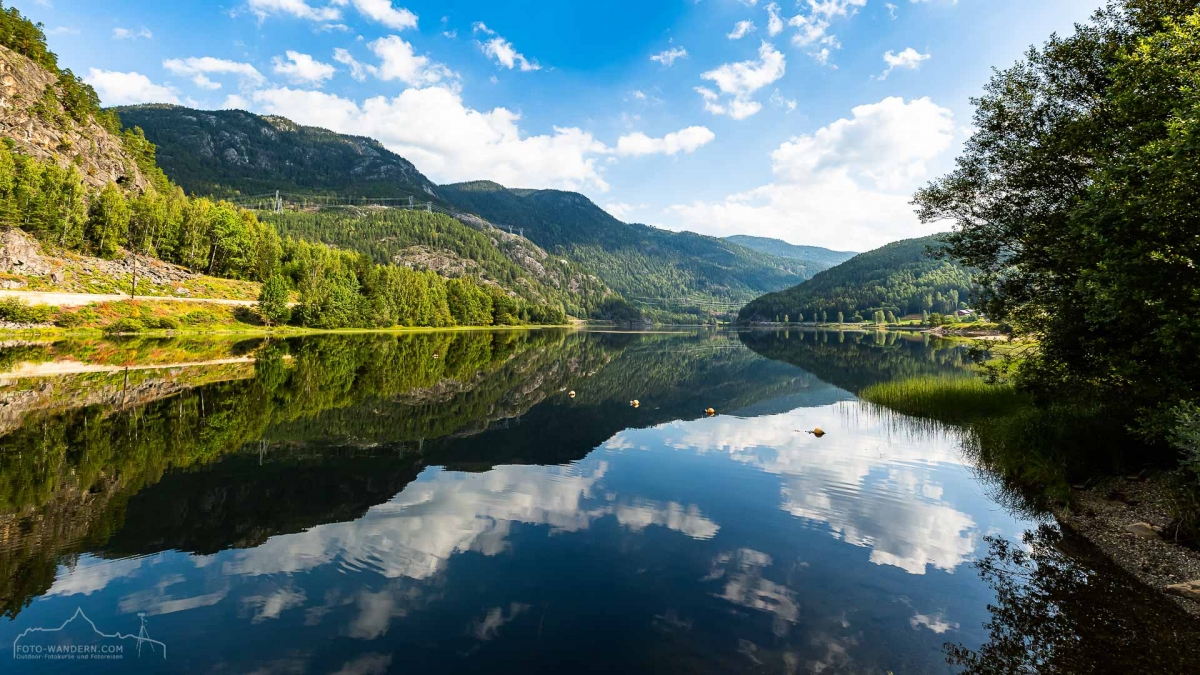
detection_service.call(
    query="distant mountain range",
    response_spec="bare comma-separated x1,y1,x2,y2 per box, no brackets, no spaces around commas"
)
116,104,853,319
725,235,856,267
738,234,976,322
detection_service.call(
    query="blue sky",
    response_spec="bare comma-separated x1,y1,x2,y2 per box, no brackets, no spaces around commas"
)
28,0,1101,250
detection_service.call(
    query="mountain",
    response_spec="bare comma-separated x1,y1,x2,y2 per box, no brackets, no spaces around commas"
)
259,208,611,317
114,104,442,201
0,44,152,191
725,235,856,267
738,234,976,322
438,181,821,318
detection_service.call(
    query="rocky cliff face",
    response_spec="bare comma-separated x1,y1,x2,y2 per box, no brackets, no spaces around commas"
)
0,46,147,192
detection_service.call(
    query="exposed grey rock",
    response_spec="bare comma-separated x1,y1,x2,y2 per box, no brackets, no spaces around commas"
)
0,46,148,191
0,228,51,276
1165,580,1200,601
1124,522,1161,539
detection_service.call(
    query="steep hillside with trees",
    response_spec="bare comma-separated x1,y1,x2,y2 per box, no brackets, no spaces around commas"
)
0,5,565,330
438,180,817,318
262,208,610,317
738,234,975,323
115,104,442,201
725,235,856,267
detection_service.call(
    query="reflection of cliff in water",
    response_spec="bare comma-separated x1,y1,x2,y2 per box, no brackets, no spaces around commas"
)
738,328,972,393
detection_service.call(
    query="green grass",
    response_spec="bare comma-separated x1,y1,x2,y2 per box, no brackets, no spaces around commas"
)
860,375,1029,424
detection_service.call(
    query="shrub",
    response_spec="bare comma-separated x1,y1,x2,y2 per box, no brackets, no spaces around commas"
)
152,316,180,330
53,311,85,328
0,298,54,324
104,318,144,334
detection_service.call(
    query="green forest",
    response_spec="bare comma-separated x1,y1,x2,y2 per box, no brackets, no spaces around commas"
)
0,4,566,330
738,234,975,323
262,208,608,318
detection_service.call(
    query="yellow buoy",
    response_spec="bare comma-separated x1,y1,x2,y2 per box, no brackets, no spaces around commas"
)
809,427,826,438
630,399,640,408
569,391,576,398
705,408,716,416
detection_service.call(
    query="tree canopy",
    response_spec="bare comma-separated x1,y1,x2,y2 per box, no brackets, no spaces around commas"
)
914,0,1200,432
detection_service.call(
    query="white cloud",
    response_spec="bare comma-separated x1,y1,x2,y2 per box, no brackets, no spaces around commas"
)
603,202,647,221
192,74,222,90
615,126,715,157
886,2,898,19
340,0,418,31
369,35,456,85
728,20,756,40
666,97,958,250
47,26,79,36
473,23,540,71
879,47,930,79
247,85,612,191
770,88,797,111
112,27,152,40
163,56,266,87
247,0,342,22
697,41,784,120
83,69,180,106
784,0,866,64
222,94,251,109
650,46,688,67
272,50,337,84
766,2,784,36
333,48,375,82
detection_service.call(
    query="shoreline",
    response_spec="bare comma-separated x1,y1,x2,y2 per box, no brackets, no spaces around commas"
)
1055,474,1200,616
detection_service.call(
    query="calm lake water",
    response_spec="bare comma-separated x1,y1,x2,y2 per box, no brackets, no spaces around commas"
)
0,329,1195,673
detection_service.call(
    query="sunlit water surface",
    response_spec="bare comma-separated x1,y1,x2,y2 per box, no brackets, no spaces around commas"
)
0,329,1182,673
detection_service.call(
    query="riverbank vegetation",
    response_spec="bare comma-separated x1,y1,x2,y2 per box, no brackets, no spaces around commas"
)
907,0,1200,534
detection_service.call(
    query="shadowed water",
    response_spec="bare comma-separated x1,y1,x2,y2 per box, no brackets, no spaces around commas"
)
0,329,1194,673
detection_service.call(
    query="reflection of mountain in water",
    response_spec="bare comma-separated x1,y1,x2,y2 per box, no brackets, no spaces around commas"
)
0,330,816,618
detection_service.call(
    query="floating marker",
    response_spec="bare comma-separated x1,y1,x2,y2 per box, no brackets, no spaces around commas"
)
705,408,716,416
569,391,576,398
630,400,640,408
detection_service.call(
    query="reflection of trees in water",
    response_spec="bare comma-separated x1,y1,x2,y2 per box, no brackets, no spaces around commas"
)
949,524,1200,673
0,330,809,619
739,329,971,393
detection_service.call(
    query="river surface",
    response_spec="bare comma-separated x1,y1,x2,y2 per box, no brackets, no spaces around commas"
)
0,329,1194,673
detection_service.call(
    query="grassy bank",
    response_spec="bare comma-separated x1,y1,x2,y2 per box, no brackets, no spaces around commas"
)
0,298,573,338
860,372,1148,514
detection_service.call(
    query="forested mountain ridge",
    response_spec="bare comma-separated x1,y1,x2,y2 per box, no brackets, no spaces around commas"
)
438,180,819,318
738,234,976,323
114,104,443,201
725,235,856,267
261,208,612,317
